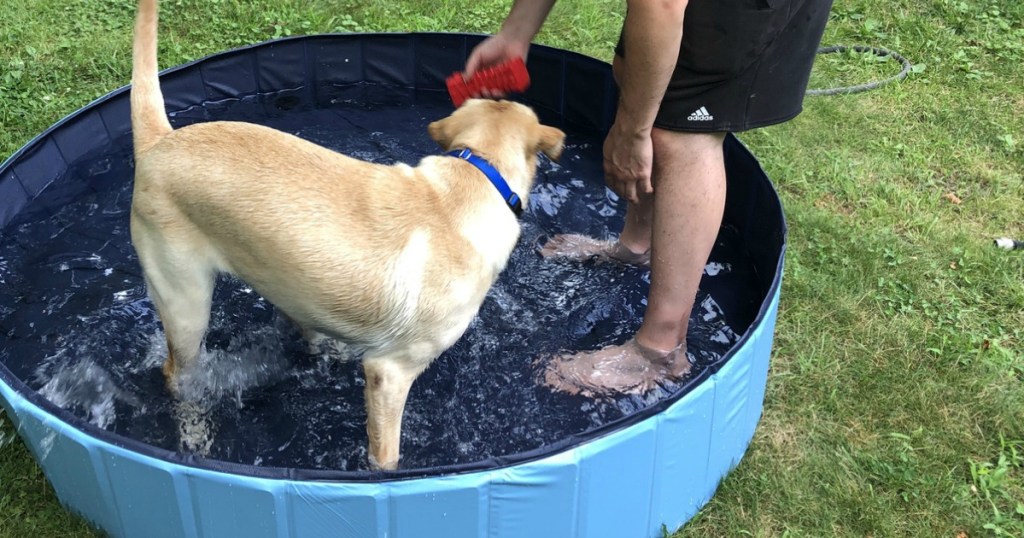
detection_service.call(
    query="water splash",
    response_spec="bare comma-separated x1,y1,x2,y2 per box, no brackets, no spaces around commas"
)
37,356,139,430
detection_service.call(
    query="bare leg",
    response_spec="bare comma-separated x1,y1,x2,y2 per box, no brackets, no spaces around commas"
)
540,56,656,267
544,129,726,395
538,188,655,265
637,129,726,351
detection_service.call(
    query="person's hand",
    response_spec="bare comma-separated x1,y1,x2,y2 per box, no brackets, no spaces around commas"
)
464,33,530,98
602,121,654,203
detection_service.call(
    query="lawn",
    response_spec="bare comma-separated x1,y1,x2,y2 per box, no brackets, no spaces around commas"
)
1,0,1022,536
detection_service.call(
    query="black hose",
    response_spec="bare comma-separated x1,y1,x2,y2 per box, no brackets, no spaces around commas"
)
806,44,913,96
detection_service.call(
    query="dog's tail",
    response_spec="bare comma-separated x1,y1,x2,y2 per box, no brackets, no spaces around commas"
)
131,0,173,155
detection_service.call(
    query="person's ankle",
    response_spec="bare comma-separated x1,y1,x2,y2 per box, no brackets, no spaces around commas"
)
632,333,683,359
632,334,690,378
616,235,650,257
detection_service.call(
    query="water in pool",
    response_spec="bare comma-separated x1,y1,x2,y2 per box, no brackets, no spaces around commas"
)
0,95,760,472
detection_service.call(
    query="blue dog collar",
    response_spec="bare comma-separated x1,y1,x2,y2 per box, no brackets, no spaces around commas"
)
446,148,524,217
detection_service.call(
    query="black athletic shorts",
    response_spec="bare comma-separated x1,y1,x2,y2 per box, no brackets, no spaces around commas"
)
615,0,833,133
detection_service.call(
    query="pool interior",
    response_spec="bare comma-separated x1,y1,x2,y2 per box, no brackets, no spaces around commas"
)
0,92,762,472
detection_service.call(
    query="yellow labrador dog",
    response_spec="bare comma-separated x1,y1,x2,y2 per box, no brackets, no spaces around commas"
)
129,0,564,469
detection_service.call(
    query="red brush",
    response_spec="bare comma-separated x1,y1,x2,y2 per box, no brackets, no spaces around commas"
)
446,57,531,107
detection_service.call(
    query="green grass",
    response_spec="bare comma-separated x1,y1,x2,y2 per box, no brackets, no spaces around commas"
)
1,0,1023,536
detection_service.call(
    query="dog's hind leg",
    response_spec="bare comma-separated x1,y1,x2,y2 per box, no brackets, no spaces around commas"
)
362,352,433,470
132,224,216,395
151,283,213,388
143,264,215,395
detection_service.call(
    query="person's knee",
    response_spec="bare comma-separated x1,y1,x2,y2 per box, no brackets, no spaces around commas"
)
651,128,725,153
651,129,724,160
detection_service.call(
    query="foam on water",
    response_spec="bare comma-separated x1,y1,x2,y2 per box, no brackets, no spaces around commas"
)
0,94,761,471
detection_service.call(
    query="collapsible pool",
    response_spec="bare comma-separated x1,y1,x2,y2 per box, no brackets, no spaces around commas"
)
0,34,785,538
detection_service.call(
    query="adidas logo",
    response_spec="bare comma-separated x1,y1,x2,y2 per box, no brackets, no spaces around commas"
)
687,106,714,121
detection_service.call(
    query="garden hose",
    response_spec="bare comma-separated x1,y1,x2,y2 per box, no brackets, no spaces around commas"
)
806,44,913,96
995,238,1024,251
804,47,1024,251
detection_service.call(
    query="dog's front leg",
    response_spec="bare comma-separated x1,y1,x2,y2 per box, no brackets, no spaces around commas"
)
362,356,428,470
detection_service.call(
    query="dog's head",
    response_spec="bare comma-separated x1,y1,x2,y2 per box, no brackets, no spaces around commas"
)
428,99,565,162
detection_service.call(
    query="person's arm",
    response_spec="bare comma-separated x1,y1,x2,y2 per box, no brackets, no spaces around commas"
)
604,0,688,202
499,0,557,44
465,0,557,77
616,0,688,137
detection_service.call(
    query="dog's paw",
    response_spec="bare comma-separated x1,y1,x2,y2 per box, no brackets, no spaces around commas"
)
368,453,399,471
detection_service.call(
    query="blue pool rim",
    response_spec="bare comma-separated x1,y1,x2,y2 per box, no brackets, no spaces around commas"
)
0,33,786,537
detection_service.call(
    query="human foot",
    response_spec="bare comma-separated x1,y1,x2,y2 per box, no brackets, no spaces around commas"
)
538,234,650,266
542,338,690,397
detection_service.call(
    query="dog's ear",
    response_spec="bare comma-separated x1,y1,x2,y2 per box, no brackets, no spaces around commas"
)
428,118,454,150
535,125,565,161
